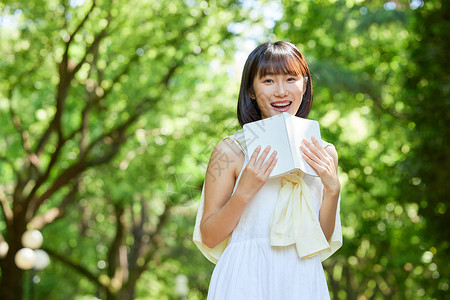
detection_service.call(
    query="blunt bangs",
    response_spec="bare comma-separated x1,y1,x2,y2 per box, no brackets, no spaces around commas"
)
256,50,306,78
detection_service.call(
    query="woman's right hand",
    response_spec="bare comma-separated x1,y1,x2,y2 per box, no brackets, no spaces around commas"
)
234,145,278,203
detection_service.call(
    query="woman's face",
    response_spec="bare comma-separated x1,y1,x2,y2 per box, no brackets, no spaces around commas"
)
251,72,306,119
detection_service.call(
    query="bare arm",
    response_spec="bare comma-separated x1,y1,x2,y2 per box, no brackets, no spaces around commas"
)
300,137,340,241
200,139,277,248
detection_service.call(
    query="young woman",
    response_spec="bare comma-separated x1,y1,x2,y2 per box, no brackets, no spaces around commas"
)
193,41,342,299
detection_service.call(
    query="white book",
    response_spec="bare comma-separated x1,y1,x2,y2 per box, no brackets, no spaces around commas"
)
243,112,322,178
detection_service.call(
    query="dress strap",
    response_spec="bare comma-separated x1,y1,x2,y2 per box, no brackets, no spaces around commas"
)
222,129,248,157
321,139,334,149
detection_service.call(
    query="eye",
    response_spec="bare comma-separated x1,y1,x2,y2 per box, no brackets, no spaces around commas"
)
263,79,274,83
287,77,297,82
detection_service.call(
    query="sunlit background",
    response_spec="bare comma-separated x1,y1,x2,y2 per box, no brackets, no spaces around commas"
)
0,0,448,299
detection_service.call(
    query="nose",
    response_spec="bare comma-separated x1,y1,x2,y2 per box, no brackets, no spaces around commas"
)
274,83,288,97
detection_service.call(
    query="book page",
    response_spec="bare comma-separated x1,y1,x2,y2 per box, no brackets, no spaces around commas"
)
288,116,322,177
285,114,301,169
243,114,293,178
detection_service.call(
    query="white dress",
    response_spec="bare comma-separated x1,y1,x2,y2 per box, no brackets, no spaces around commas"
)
193,131,341,300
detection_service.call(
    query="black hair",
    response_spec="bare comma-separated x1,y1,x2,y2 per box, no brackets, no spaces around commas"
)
237,41,313,127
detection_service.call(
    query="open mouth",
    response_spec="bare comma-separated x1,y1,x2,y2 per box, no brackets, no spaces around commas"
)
271,101,292,112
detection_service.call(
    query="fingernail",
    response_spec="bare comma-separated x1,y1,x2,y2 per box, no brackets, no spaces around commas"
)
256,145,261,150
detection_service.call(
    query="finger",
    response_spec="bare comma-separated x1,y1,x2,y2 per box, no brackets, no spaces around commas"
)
261,150,277,172
255,145,271,168
248,145,261,166
311,136,329,158
302,138,326,161
304,151,335,177
265,157,278,176
302,153,321,175
308,137,335,170
300,144,323,167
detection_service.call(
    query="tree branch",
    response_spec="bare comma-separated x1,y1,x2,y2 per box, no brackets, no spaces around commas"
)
24,136,67,208
29,100,144,216
25,13,185,223
79,30,102,157
65,0,96,51
93,52,140,102
30,161,86,216
9,103,32,156
81,97,149,162
34,5,108,157
28,178,80,229
0,188,13,226
24,6,113,211
61,0,97,76
6,60,45,170
70,27,109,77
42,247,104,288
77,49,140,131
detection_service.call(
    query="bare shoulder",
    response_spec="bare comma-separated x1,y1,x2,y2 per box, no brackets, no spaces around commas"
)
202,138,245,219
208,138,245,179
324,144,339,170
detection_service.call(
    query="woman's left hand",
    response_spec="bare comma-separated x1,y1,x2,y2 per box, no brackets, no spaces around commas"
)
300,137,340,195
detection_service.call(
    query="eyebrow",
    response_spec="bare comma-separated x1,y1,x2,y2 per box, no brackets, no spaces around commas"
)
258,71,300,78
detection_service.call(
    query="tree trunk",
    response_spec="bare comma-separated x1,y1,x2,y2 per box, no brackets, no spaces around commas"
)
0,202,29,300
0,236,25,300
326,265,340,299
118,284,136,300
103,285,136,300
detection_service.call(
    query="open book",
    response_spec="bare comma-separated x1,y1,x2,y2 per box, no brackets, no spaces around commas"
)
243,112,322,178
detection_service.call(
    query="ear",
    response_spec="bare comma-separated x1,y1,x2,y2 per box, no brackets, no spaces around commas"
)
248,87,256,99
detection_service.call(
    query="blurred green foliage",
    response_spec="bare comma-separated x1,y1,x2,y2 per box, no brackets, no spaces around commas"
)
275,0,449,299
0,0,448,299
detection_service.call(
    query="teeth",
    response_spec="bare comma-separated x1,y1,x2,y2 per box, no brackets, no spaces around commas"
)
272,102,290,107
